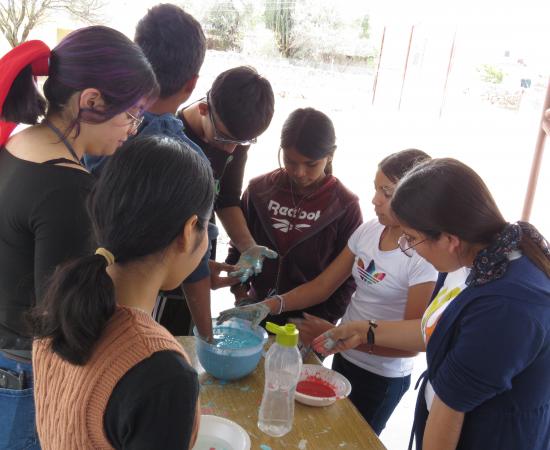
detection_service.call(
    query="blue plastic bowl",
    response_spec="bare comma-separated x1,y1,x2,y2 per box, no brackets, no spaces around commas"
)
194,318,268,381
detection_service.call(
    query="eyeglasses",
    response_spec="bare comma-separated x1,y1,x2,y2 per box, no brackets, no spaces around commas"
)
398,234,427,257
206,92,257,146
126,110,144,133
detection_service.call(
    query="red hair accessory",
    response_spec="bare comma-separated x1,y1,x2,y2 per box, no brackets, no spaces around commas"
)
0,40,51,147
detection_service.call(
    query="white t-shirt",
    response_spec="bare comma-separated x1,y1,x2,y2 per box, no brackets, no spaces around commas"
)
341,219,438,378
423,251,521,410
423,267,470,410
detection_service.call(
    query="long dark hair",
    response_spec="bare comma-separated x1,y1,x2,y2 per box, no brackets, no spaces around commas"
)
31,135,214,365
391,158,550,276
280,107,336,175
2,25,158,135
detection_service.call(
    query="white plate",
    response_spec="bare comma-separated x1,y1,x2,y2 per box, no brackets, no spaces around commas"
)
193,415,251,450
295,364,352,407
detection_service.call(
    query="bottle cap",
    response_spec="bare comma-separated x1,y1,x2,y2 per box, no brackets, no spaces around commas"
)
266,322,299,347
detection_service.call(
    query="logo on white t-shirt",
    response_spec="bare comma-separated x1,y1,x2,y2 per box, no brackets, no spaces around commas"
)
421,268,469,344
357,259,386,285
423,268,469,412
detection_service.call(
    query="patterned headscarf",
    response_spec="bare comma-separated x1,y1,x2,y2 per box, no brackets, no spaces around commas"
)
467,221,550,287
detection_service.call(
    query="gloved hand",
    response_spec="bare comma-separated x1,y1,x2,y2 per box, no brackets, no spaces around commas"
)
216,302,271,329
235,297,258,307
229,245,278,283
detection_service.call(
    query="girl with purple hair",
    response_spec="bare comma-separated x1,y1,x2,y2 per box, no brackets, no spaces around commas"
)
0,26,157,449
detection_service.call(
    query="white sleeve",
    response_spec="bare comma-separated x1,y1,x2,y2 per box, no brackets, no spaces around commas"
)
347,219,376,255
408,253,438,287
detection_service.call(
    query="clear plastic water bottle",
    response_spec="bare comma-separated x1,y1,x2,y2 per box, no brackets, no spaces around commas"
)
258,322,302,437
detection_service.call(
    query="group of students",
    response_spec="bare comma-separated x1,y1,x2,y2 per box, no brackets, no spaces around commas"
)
0,3,549,450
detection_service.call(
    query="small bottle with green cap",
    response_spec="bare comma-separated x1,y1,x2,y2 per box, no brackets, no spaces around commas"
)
258,322,302,437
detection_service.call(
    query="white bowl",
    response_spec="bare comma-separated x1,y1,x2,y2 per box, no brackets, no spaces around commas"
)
193,415,251,450
295,364,352,407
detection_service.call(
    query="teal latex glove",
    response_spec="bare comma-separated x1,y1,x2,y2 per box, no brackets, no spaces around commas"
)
229,245,278,282
235,297,257,307
216,302,271,329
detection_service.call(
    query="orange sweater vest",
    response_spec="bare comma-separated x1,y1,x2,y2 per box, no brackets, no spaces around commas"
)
33,305,194,450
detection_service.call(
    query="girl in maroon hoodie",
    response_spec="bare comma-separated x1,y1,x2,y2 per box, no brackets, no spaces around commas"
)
226,107,363,326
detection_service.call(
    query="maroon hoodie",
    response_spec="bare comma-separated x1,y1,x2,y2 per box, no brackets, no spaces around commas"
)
227,169,363,325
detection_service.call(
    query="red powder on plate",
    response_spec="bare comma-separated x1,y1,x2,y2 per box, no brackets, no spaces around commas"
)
297,375,336,398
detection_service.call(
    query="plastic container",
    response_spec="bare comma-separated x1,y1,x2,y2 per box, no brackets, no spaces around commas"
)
295,364,352,407
257,322,302,437
193,318,268,381
192,415,250,450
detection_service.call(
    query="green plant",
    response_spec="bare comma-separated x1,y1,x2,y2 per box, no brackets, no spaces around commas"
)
360,15,370,40
203,1,243,51
264,0,296,58
478,64,504,84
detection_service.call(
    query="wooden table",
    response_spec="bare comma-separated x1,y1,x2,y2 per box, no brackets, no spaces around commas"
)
178,337,386,450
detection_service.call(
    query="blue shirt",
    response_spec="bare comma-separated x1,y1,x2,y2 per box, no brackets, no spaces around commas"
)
413,256,550,450
83,112,215,283
83,112,207,175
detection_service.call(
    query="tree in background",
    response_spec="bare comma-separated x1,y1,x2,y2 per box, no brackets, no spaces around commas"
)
360,15,370,40
284,0,375,66
0,0,104,47
181,0,375,67
183,0,255,52
264,0,295,58
290,0,342,61
204,1,242,51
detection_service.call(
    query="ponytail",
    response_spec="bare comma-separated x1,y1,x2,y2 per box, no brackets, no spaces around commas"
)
30,255,116,365
2,65,47,124
0,40,50,146
519,226,550,278
324,157,333,176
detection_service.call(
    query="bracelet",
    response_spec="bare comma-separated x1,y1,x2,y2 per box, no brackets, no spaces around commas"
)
273,295,285,315
366,319,378,353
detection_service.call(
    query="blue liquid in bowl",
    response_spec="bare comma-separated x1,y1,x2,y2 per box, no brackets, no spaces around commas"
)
212,327,262,349
194,319,267,381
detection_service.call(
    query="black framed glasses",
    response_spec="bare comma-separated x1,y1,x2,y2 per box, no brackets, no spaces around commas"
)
398,234,427,257
126,110,144,134
206,92,257,146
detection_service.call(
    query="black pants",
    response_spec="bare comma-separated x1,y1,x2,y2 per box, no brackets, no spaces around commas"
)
153,288,193,336
332,353,411,435
155,234,217,336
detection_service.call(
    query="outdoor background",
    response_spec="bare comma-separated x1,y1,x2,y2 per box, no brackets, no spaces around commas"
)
2,1,549,448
